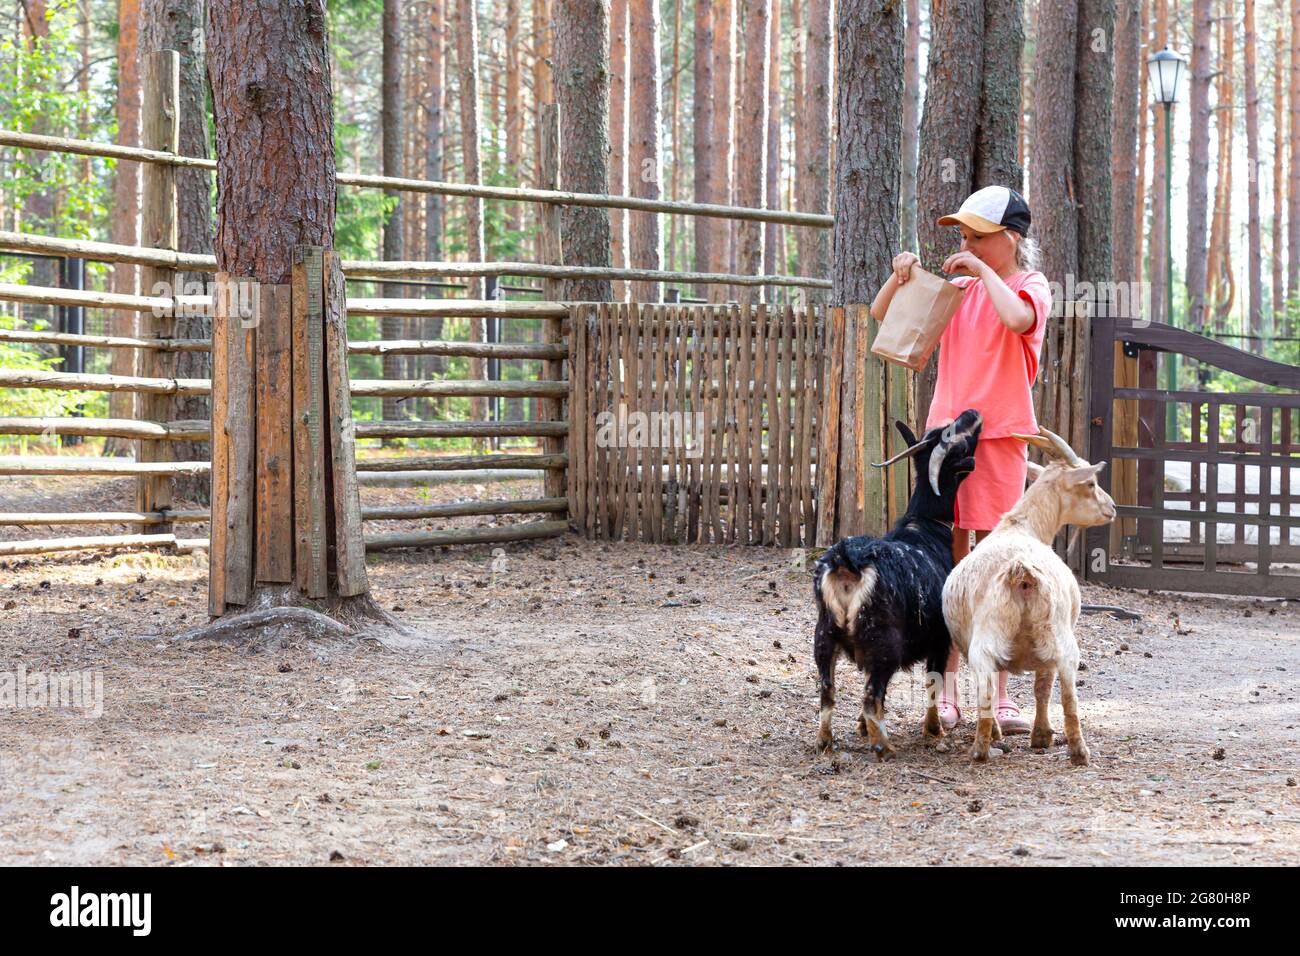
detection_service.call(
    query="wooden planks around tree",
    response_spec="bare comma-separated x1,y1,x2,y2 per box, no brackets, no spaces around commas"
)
323,251,369,598
567,303,828,546
291,247,329,598
136,51,181,536
254,284,293,584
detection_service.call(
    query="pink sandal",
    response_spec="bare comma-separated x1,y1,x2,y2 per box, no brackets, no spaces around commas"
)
937,693,961,730
996,698,1033,734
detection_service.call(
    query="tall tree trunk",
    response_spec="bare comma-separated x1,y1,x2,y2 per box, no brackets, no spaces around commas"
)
141,0,213,501
457,0,486,421
506,0,522,233
628,0,663,301
1149,0,1168,325
916,1,982,272
693,0,715,274
709,0,736,300
763,0,781,292
734,0,770,299
1112,0,1140,299
1273,21,1285,328
976,0,1024,189
533,0,554,261
1288,0,1300,302
900,0,921,252
833,0,903,539
205,0,388,629
1244,0,1262,348
1029,0,1079,289
1074,0,1114,292
609,0,628,299
1185,0,1212,328
108,0,142,455
381,0,405,429
425,1,447,379
801,0,832,301
667,0,684,276
555,0,613,301
1134,0,1148,291
915,0,983,419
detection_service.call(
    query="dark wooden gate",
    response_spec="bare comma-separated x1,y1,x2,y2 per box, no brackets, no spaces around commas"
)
1087,316,1300,597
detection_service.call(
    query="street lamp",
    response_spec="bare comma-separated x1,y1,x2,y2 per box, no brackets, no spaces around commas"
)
1148,46,1188,438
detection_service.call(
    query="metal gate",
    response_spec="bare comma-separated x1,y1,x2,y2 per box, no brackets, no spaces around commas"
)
1087,315,1300,597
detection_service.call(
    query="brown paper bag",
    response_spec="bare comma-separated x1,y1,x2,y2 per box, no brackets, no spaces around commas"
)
869,265,966,371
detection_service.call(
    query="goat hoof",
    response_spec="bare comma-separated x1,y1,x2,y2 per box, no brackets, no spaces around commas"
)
872,743,896,762
1069,746,1091,767
1030,730,1054,749
816,736,834,754
970,746,990,763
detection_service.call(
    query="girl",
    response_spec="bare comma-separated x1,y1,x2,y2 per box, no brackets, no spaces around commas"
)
870,185,1053,733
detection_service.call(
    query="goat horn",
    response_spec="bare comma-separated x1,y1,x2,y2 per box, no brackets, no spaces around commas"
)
870,440,931,468
1011,428,1086,467
928,440,950,497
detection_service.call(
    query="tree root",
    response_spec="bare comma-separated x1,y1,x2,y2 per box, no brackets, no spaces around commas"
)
164,585,432,649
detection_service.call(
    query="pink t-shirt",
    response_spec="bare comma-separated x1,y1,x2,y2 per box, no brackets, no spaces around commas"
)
925,271,1052,440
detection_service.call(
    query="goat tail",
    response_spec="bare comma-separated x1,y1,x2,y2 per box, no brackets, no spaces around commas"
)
1003,559,1041,600
814,544,878,634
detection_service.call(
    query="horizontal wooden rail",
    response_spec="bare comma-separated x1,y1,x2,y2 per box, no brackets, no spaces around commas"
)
0,521,570,558
0,326,209,352
0,231,827,289
0,498,567,527
0,369,565,400
0,456,210,476
0,416,207,440
359,497,567,521
355,453,568,472
349,379,567,399
347,339,566,359
0,283,568,321
0,368,208,395
354,420,568,439
0,129,832,228
363,520,569,552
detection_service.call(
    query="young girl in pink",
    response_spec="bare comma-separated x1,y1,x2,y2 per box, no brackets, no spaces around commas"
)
870,186,1053,733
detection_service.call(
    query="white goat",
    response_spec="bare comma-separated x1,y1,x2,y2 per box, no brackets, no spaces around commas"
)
942,428,1116,766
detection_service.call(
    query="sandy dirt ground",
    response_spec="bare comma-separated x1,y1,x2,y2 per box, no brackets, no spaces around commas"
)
0,476,1297,866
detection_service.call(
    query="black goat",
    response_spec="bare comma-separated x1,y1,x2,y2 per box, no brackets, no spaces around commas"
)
812,409,982,759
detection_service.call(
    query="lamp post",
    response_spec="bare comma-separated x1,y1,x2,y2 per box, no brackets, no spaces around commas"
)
1148,46,1188,439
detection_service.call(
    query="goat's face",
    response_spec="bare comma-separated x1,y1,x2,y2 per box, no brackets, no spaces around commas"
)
1027,460,1118,527
885,409,982,519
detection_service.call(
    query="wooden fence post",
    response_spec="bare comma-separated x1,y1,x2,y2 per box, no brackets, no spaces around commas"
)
136,50,180,532
538,104,568,510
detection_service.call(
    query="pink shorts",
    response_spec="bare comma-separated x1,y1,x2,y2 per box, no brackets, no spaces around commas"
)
952,436,1029,532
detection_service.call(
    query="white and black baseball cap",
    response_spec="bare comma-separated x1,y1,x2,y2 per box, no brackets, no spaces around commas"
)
937,185,1032,236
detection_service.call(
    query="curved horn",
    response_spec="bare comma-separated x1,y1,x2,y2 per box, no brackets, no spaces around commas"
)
870,439,931,468
928,439,952,496
1011,428,1085,466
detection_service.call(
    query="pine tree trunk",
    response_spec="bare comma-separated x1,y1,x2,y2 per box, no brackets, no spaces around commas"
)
1287,0,1300,302
833,0,903,538
555,0,613,301
628,0,663,302
735,0,769,300
457,0,486,421
802,0,832,302
693,0,715,273
916,0,982,271
381,0,405,429
1149,0,1168,325
763,0,781,293
1112,0,1140,295
1134,0,1148,291
205,0,391,632
140,0,213,501
609,0,628,300
426,1,447,378
1074,0,1113,291
1185,0,1212,328
1029,0,1079,289
1272,23,1285,328
1244,0,1262,347
976,0,1024,189
900,0,921,252
108,0,142,455
709,0,736,300
506,0,522,233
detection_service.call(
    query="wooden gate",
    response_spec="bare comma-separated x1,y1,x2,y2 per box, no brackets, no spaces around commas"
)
1087,316,1300,597
567,302,827,545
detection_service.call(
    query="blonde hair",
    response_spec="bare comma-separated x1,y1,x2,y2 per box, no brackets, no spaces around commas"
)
1012,232,1040,273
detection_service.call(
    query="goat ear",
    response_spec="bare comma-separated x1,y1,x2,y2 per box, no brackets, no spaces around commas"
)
1065,462,1106,484
895,421,919,448
1026,461,1046,483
